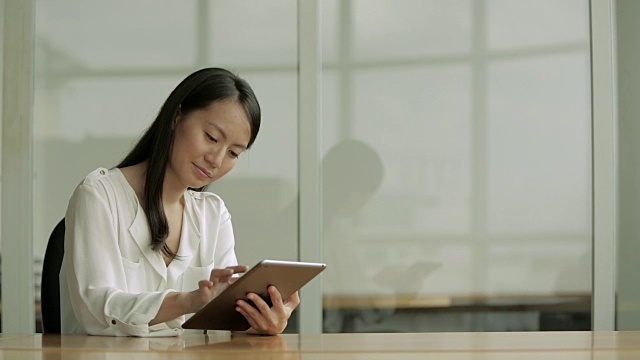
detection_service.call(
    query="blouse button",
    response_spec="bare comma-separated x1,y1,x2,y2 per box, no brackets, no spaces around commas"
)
100,169,107,175
111,319,116,325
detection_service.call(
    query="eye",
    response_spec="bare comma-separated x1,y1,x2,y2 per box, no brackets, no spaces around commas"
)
205,133,217,143
228,150,240,159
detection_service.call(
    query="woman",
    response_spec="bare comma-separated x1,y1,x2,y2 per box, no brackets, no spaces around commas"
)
59,68,299,337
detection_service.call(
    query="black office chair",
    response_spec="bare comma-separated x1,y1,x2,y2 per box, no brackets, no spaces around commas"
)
41,218,65,334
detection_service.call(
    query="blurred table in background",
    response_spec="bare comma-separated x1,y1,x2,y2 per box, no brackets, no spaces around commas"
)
322,293,591,333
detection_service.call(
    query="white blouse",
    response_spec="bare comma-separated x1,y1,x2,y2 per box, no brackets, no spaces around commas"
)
59,167,238,336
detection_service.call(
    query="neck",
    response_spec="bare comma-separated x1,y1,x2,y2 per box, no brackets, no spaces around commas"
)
162,164,186,207
124,161,185,207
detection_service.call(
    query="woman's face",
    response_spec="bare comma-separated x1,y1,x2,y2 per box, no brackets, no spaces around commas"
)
168,99,251,189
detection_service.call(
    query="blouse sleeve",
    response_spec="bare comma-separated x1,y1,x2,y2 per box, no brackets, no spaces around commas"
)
64,182,180,337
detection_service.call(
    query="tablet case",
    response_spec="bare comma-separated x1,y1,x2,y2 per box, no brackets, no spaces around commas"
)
182,259,326,331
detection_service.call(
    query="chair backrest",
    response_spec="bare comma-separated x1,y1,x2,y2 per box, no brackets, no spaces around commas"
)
41,219,65,334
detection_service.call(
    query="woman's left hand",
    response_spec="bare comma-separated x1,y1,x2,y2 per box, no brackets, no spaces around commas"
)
235,286,300,335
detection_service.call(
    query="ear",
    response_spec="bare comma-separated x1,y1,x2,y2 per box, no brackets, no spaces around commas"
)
173,105,182,128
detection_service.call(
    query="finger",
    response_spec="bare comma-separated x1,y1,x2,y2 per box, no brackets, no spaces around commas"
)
198,280,213,290
285,291,301,309
226,265,249,274
237,299,268,330
236,299,261,318
209,268,234,283
210,268,234,278
247,293,272,314
236,305,261,331
248,293,285,333
268,286,286,313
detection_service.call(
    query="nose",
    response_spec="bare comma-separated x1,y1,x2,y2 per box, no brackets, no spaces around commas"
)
205,147,225,168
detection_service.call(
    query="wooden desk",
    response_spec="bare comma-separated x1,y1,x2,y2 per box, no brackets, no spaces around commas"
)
1,332,640,359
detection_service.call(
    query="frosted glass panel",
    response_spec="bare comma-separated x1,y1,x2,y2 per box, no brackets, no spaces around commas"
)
350,66,473,236
34,77,179,140
487,0,589,50
322,0,591,333
487,54,591,234
36,0,197,69
352,0,472,61
34,0,298,332
209,0,297,66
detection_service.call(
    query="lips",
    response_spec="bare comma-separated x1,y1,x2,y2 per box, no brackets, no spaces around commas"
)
193,163,212,178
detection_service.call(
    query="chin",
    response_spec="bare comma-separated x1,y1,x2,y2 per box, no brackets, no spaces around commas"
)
182,177,209,190
190,180,212,189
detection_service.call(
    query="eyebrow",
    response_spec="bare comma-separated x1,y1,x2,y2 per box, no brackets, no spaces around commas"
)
208,122,248,150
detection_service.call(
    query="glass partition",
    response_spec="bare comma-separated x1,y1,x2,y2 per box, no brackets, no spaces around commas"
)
321,0,592,332
32,0,592,334
33,0,298,332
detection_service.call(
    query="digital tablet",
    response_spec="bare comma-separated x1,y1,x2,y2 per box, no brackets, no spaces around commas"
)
182,259,326,331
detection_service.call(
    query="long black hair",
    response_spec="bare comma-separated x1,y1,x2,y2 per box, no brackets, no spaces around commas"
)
118,68,261,259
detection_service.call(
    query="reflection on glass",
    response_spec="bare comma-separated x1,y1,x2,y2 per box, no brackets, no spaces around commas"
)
322,0,591,332
322,140,385,297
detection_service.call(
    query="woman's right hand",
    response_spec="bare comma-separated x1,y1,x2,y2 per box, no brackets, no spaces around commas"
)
188,265,248,312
